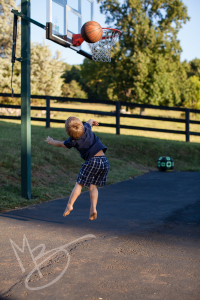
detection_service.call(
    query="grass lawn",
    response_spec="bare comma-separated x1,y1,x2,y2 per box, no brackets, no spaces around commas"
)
0,118,200,212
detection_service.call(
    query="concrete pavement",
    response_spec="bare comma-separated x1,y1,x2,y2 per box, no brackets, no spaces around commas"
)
0,171,200,300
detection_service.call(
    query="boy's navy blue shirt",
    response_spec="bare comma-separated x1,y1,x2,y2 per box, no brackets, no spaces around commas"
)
63,123,107,161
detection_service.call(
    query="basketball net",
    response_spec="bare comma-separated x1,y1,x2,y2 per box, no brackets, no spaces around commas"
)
87,28,121,62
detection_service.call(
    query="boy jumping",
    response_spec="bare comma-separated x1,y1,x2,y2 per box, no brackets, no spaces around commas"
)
45,117,109,221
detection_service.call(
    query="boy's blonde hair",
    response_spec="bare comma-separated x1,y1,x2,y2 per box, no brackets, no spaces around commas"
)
65,117,84,139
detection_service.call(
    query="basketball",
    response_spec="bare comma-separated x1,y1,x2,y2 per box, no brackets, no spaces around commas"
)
81,21,103,43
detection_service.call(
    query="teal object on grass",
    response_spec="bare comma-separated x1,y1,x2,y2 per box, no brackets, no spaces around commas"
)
157,156,174,172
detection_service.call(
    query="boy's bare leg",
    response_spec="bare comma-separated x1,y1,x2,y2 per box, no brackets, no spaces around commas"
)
63,182,83,217
88,184,98,220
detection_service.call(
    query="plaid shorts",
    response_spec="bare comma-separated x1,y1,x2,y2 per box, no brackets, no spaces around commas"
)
77,156,109,187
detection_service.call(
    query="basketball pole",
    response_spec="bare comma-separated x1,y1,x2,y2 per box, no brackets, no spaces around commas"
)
21,0,31,199
11,1,94,199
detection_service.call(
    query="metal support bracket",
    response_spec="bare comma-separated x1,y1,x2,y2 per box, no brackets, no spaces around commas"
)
11,9,46,30
15,57,23,62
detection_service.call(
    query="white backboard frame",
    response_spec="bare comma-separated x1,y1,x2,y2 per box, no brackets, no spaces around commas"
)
46,0,94,45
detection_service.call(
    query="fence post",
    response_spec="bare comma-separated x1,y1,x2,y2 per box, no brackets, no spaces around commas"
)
116,101,120,135
46,96,50,128
185,108,190,142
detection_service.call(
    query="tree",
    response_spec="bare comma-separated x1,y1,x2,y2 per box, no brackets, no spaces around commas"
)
0,0,20,104
31,43,64,96
187,59,200,79
184,75,200,110
0,0,20,57
0,43,65,103
61,64,90,99
61,64,82,83
81,59,111,100
62,80,88,99
0,53,21,97
82,0,190,106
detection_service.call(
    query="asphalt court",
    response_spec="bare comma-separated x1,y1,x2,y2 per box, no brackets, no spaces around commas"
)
0,171,200,300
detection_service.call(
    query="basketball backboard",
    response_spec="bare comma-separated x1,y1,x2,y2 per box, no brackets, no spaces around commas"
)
46,0,93,55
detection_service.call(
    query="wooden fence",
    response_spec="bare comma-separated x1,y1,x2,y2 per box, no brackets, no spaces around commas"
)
0,93,200,142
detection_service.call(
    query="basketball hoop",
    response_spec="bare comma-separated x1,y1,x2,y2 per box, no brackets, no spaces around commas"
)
88,28,121,62
72,27,121,62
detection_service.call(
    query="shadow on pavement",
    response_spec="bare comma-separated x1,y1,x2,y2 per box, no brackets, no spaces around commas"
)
0,172,200,300
1,172,200,241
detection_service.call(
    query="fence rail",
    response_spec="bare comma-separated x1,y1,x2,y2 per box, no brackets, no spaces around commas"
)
1,93,200,142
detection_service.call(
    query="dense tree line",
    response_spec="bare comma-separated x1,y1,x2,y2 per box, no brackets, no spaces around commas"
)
1,0,200,110
61,57,200,110
58,0,200,110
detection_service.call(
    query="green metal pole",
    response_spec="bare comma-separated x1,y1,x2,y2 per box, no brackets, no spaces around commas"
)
21,0,31,199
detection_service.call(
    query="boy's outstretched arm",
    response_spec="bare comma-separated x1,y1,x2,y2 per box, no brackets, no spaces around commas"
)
45,136,66,148
86,119,99,127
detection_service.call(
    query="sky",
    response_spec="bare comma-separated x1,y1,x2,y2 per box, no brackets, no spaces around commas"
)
16,0,200,65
